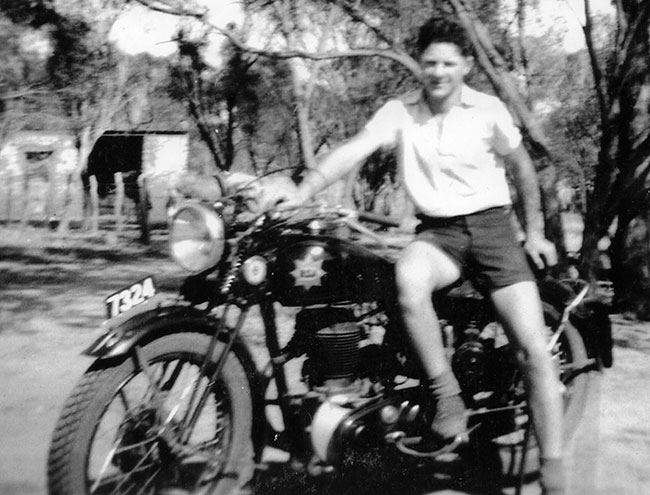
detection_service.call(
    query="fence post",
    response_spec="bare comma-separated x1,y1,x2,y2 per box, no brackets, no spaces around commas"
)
137,174,150,244
114,171,124,234
20,173,30,227
89,174,99,232
4,172,12,223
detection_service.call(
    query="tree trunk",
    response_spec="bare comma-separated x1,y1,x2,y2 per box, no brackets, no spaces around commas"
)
449,0,551,155
59,127,95,233
610,199,650,318
56,172,73,233
579,1,650,307
539,165,568,257
276,0,333,174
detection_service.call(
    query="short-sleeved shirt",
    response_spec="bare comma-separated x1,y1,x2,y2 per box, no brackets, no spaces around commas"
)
364,85,522,218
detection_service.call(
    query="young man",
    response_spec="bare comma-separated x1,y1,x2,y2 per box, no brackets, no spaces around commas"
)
283,16,564,495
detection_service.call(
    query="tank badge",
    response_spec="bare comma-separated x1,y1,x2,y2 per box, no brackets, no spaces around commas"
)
291,253,326,290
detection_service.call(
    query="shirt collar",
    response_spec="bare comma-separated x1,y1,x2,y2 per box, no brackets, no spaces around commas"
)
401,84,478,108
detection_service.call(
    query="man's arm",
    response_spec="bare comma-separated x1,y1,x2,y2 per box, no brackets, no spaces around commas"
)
504,143,558,269
295,128,384,202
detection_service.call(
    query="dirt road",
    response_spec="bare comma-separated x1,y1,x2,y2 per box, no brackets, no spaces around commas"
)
1,228,649,495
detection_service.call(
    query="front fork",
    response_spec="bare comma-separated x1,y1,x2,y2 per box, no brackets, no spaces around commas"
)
180,305,250,442
180,300,306,457
134,304,251,445
259,301,309,458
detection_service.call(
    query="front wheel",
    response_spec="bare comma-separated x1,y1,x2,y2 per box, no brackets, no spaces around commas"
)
48,332,254,495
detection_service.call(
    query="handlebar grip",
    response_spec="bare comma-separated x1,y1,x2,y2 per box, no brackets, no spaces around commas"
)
357,211,401,227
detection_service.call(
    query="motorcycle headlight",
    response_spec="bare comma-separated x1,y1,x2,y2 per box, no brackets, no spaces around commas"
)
170,202,226,273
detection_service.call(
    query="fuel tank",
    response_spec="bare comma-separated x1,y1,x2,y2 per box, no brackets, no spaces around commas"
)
271,235,395,306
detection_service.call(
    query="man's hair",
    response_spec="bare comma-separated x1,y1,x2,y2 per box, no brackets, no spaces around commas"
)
417,16,473,56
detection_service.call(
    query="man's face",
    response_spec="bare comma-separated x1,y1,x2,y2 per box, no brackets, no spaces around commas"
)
419,42,473,102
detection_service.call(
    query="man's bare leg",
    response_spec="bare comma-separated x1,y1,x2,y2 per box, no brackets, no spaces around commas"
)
490,281,564,494
395,241,466,439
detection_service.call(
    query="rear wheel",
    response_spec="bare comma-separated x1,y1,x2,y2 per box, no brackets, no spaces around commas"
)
48,332,254,495
471,305,594,483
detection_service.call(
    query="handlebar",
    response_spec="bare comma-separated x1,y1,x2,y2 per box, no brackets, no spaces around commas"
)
357,211,401,228
274,203,401,228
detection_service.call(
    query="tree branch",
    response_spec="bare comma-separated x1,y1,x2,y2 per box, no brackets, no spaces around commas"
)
217,29,421,71
134,0,206,18
449,0,551,156
610,1,650,98
1,88,60,100
577,0,608,123
334,0,402,50
613,0,627,62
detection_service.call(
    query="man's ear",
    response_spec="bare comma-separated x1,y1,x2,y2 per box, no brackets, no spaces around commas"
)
463,56,474,76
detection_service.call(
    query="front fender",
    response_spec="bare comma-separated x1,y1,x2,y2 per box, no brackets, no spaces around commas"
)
85,295,215,358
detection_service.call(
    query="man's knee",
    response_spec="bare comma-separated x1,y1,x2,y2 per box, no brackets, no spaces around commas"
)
395,257,432,308
395,242,460,305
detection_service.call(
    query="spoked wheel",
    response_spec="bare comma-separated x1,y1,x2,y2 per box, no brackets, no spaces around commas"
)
48,332,254,495
471,304,594,482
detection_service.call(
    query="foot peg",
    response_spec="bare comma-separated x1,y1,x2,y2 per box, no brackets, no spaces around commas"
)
385,430,469,459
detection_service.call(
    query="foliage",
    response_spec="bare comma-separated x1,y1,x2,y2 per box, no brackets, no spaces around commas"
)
167,35,299,173
0,4,62,138
2,0,649,316
574,0,650,316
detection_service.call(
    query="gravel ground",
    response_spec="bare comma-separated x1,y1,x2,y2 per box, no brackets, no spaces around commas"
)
0,226,648,495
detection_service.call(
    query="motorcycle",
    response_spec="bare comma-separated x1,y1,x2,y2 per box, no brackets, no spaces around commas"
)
47,181,612,495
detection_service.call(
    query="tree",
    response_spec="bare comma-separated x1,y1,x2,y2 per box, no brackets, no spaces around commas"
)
138,1,561,197
168,33,305,175
577,0,650,316
0,17,53,142
137,0,581,254
2,0,166,232
46,1,142,231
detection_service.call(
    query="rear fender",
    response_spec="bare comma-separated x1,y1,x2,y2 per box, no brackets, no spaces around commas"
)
538,278,613,368
570,298,613,369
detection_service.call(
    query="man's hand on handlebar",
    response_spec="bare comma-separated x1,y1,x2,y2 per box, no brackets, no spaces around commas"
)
245,181,309,213
268,185,312,211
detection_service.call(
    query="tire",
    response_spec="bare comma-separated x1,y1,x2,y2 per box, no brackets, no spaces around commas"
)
48,332,254,495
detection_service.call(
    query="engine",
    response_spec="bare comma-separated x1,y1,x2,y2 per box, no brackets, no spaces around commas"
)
287,308,521,466
290,307,380,394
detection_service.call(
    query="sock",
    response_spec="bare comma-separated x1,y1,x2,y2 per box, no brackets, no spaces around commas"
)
539,457,565,495
426,370,462,398
424,371,466,439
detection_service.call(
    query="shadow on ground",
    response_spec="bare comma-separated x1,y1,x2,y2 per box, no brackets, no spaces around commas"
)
251,442,535,495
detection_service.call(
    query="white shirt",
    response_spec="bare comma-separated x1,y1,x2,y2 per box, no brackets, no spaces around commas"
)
364,85,522,217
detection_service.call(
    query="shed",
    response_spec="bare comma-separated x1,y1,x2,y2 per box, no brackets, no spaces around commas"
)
0,130,189,228
84,131,189,225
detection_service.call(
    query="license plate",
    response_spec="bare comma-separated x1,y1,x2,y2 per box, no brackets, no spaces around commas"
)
105,277,156,318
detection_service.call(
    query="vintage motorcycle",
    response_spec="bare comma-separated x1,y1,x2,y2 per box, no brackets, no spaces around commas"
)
47,182,612,495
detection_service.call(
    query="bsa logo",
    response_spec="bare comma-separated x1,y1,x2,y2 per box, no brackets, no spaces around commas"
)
290,252,326,290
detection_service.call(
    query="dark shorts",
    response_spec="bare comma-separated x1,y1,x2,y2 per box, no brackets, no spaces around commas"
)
415,206,534,293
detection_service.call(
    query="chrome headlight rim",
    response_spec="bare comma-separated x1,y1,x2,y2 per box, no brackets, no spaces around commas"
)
169,201,226,274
